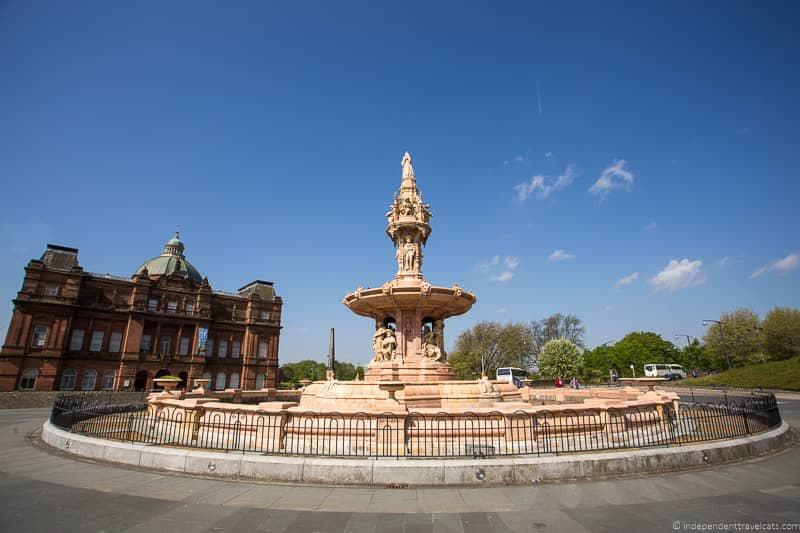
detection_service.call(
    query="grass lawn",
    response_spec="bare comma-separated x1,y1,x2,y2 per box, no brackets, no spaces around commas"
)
676,357,800,391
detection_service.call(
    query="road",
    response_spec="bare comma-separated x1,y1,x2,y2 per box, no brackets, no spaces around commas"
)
0,398,797,532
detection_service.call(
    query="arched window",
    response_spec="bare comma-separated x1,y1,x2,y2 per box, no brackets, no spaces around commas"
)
19,368,37,390
81,369,97,390
202,371,212,380
102,371,115,390
255,373,265,389
214,372,226,390
60,368,77,390
229,372,240,389
258,340,268,358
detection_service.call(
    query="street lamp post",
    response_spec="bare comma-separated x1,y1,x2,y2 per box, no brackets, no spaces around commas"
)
602,340,616,383
702,319,733,370
674,334,693,346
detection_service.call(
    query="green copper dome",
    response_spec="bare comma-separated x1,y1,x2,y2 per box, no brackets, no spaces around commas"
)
134,231,204,283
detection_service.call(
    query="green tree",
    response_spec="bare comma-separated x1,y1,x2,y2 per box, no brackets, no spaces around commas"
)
762,307,800,361
679,339,714,371
279,360,327,387
529,313,585,365
448,321,533,379
610,332,681,377
581,346,613,381
538,339,582,378
334,361,357,380
703,309,762,368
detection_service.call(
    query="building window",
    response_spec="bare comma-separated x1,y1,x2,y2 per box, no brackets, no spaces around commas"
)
206,339,214,358
147,298,158,312
89,331,104,352
44,284,59,296
102,371,115,390
229,372,240,389
255,373,265,389
109,332,123,353
202,371,212,381
214,372,226,390
166,301,177,315
141,334,152,353
258,340,268,358
179,337,190,356
186,301,195,316
218,340,228,358
31,325,48,348
159,336,172,355
259,310,269,320
19,368,37,390
60,368,77,390
81,369,97,390
231,341,241,358
69,329,85,351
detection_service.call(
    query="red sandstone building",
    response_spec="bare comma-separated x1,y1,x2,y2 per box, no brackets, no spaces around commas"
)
0,233,282,392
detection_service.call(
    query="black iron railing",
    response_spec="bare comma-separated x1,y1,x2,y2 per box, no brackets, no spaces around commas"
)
49,392,781,459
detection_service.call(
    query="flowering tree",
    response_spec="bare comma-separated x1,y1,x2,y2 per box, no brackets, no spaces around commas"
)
538,339,582,378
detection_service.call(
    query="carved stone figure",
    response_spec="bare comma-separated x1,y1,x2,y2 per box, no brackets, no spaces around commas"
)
381,328,397,361
400,197,415,216
372,326,387,362
422,328,442,361
401,151,414,180
402,236,416,272
478,375,496,395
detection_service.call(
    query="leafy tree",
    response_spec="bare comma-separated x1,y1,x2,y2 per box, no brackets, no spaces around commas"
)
529,313,585,366
762,307,800,361
334,361,357,380
448,321,532,378
581,346,614,381
679,339,715,371
610,332,681,377
279,360,327,387
703,309,762,368
538,339,582,378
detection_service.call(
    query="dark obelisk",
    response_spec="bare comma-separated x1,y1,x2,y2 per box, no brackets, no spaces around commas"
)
326,327,335,381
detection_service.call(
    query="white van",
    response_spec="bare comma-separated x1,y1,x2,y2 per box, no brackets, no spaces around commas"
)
644,363,686,380
496,367,527,387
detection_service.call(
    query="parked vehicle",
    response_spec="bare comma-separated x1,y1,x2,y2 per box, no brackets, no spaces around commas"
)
496,367,527,388
644,363,687,380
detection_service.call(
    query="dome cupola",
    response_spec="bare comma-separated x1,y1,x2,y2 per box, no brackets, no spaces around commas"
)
133,229,203,283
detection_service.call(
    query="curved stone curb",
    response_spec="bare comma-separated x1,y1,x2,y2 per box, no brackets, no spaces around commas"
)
41,420,793,486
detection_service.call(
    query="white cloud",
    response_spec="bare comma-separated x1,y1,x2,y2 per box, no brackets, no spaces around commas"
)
514,164,577,202
479,255,519,282
490,271,515,282
650,259,705,292
615,271,639,288
496,307,507,314
644,221,657,231
548,249,576,262
716,256,730,268
750,253,799,278
544,151,554,160
604,305,616,312
589,160,634,196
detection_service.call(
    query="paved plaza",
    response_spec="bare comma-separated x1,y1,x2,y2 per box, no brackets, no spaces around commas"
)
0,398,798,532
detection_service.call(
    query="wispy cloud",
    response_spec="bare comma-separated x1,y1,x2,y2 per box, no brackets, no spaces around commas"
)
547,249,576,262
514,164,577,202
503,155,526,166
544,151,555,160
644,221,657,231
615,272,639,289
478,255,520,282
650,259,705,292
589,160,634,196
750,253,799,278
604,305,616,312
716,256,730,268
496,307,507,314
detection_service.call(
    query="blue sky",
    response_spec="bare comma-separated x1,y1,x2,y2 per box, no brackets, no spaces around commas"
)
1,1,798,364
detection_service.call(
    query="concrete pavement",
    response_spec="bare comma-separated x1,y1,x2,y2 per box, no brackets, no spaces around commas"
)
0,402,798,532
